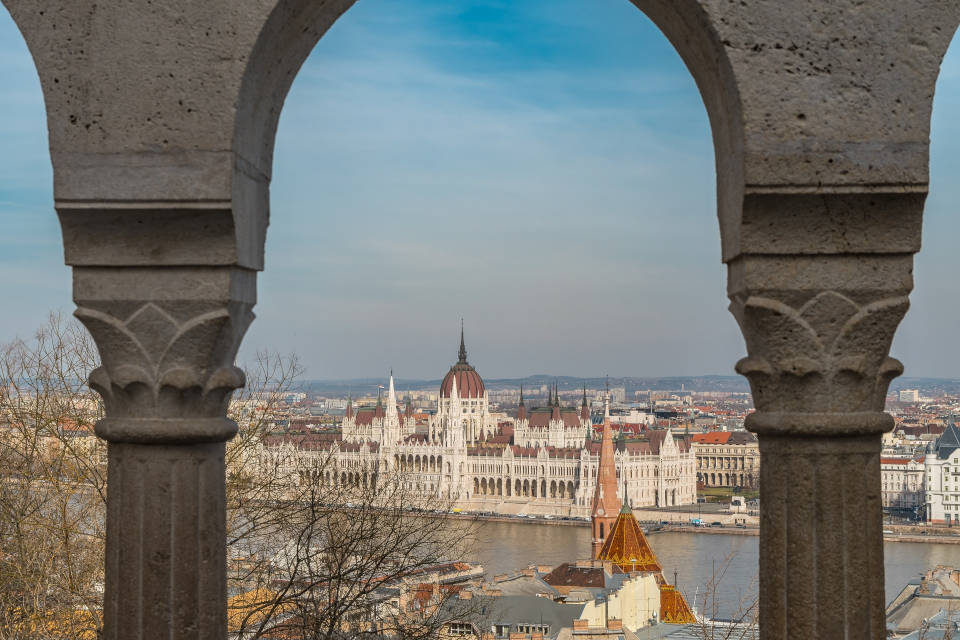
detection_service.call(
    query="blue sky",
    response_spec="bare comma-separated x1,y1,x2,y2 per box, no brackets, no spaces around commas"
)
0,2,958,380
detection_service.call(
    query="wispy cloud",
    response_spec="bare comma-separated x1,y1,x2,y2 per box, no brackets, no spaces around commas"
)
3,2,958,379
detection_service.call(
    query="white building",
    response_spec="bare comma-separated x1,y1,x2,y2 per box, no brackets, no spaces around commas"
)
923,424,960,525
899,389,920,403
880,456,924,514
258,330,697,514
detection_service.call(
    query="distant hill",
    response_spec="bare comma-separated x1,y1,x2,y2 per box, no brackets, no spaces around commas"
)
303,375,751,396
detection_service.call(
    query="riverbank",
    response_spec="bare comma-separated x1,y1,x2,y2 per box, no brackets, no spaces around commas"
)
460,513,960,544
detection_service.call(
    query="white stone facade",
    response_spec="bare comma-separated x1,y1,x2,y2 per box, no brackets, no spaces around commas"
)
924,425,960,525
880,457,924,512
264,341,696,514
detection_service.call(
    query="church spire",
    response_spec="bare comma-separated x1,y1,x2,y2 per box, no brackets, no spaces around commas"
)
581,384,590,421
591,399,620,558
386,369,398,420
518,385,526,421
458,319,468,364
551,382,561,420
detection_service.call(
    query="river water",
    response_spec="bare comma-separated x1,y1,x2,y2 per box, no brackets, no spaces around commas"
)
464,521,959,618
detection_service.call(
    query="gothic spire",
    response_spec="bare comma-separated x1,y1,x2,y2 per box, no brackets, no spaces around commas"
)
458,319,468,363
591,400,621,558
386,370,398,420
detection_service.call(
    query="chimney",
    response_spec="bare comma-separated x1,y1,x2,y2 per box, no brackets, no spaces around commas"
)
607,618,623,631
573,619,590,631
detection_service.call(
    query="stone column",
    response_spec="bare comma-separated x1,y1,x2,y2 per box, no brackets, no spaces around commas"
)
73,265,254,640
730,236,914,639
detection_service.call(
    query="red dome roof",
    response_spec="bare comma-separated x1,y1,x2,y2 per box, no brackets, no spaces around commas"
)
441,364,485,399
439,326,485,399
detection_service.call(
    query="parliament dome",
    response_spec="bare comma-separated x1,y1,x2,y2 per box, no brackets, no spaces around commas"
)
439,328,485,399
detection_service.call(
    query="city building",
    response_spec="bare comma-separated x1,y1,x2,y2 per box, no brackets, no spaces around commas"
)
923,424,960,525
899,389,921,403
690,431,759,489
880,457,924,515
590,414,695,624
259,331,696,515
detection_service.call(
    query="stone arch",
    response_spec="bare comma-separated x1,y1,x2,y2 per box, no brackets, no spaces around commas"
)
567,481,575,498
550,480,557,498
480,477,487,495
4,3,957,637
523,479,529,497
474,477,479,495
515,479,521,496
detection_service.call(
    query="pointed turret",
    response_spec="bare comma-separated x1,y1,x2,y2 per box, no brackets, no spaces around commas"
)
404,395,413,419
374,386,385,419
551,383,561,421
581,385,589,421
517,385,526,421
386,370,398,420
591,397,620,558
345,395,354,419
458,319,468,364
449,375,461,415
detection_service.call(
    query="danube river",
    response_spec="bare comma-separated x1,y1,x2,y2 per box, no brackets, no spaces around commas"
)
464,521,959,618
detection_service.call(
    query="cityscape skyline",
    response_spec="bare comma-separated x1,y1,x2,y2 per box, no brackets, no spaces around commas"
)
2,1,960,380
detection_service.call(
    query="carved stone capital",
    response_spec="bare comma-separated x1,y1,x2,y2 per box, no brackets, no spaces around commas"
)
73,267,255,444
728,253,913,436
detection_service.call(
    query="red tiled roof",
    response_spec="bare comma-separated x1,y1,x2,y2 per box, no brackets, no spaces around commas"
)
440,365,485,398
542,563,610,589
692,432,732,444
526,409,583,429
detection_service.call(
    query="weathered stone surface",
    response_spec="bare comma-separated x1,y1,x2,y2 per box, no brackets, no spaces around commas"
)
103,442,227,640
3,1,959,638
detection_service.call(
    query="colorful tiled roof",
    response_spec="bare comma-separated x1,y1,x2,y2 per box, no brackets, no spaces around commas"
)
596,506,662,574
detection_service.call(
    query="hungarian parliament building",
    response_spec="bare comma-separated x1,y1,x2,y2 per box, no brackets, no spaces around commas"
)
258,332,697,515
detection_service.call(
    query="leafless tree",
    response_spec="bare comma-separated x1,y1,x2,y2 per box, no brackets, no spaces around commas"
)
689,551,759,640
0,314,105,639
0,316,482,639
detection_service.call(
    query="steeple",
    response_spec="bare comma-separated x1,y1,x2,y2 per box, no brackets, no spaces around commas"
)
345,395,354,419
386,369,398,420
518,385,526,421
591,402,620,558
458,319,468,364
551,382,561,421
374,386,384,419
581,384,590,420
449,374,461,415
